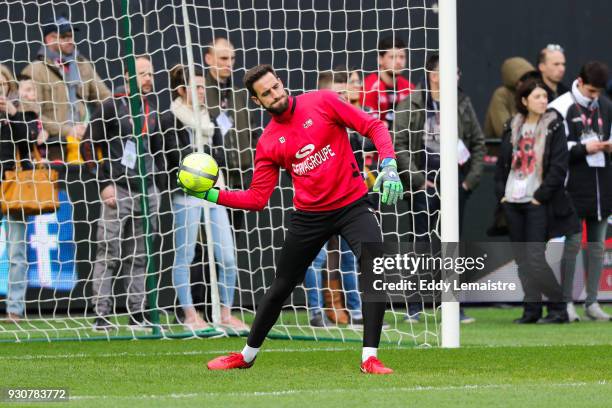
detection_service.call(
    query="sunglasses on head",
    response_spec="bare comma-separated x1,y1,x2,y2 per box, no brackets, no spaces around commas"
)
546,44,564,52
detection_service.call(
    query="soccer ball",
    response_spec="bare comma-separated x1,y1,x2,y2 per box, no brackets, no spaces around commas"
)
178,152,219,193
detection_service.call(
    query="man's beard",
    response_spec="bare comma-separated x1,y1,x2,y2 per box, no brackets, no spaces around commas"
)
263,94,289,115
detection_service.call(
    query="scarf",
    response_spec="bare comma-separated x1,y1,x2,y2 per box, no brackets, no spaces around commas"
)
170,97,215,145
571,79,598,109
41,46,82,123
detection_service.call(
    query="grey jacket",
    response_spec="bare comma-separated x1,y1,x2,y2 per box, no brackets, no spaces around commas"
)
394,87,486,192
204,72,254,188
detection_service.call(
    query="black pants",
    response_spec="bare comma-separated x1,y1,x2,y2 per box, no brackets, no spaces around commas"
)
247,195,387,348
503,202,565,316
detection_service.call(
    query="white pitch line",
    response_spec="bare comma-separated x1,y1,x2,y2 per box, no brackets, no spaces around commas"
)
0,346,375,361
3,342,611,362
69,381,610,401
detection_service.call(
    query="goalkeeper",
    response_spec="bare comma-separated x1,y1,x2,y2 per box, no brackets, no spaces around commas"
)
180,64,402,374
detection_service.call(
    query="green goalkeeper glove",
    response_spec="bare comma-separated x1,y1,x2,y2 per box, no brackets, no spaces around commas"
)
373,158,403,205
177,177,219,203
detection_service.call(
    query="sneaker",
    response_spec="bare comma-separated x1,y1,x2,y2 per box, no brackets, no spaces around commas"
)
584,302,612,321
92,315,115,331
207,352,255,370
360,356,393,374
128,312,152,331
310,312,334,328
460,309,476,324
567,302,581,322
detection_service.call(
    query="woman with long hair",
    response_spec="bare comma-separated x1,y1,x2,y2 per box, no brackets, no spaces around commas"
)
160,64,247,331
495,78,579,324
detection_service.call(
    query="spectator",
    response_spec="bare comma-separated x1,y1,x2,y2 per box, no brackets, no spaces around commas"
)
204,37,254,190
362,36,415,129
394,54,486,323
160,64,247,331
495,78,578,324
339,68,377,179
484,57,536,138
21,16,110,162
81,56,161,331
1,65,47,322
15,75,49,149
341,67,378,186
549,61,612,321
346,69,364,108
320,69,371,175
201,38,253,312
537,44,569,103
304,237,361,327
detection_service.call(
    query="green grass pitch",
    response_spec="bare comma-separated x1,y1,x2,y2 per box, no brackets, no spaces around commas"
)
2,306,611,407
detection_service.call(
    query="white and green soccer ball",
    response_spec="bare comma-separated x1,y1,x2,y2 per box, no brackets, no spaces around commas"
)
178,152,219,193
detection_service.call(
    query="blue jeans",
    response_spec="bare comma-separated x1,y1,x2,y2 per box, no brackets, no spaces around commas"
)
5,215,28,316
304,238,362,319
172,198,238,309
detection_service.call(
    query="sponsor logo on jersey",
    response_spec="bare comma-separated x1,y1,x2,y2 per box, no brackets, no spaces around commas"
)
292,144,336,176
303,118,313,128
295,143,315,159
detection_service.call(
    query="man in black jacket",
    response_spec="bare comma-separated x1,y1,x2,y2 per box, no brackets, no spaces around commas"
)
394,54,486,323
81,56,163,330
549,61,612,322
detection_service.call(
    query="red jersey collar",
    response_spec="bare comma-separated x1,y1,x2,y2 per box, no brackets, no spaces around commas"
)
272,95,296,123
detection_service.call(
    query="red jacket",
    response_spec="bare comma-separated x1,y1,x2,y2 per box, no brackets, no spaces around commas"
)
218,90,396,212
362,72,414,123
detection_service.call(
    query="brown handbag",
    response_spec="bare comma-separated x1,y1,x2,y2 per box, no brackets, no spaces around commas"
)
1,145,60,216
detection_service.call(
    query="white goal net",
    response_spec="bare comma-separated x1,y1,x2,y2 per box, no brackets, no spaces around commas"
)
0,0,442,346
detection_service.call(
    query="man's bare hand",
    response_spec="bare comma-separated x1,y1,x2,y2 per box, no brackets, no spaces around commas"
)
101,185,116,208
37,129,49,145
72,123,88,139
421,180,436,190
585,140,605,154
0,96,17,116
602,141,612,154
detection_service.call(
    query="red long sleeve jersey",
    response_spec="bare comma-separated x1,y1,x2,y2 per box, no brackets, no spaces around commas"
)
217,90,396,212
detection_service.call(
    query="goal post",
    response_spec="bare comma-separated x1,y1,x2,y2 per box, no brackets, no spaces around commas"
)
119,0,161,335
179,0,222,326
439,0,461,348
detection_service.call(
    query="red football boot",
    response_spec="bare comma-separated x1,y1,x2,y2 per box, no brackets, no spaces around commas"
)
360,356,394,374
207,352,255,370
